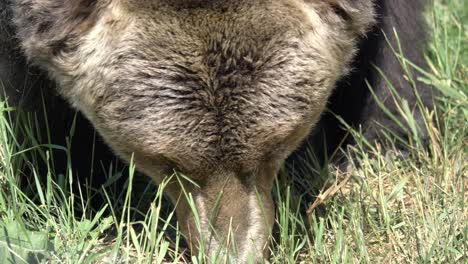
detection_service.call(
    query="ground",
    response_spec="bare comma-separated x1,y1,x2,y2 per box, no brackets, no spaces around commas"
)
0,0,466,263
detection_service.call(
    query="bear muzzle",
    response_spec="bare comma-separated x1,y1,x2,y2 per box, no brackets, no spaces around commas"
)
167,169,276,263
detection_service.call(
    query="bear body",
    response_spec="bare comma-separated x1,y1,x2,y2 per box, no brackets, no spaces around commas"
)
1,0,434,261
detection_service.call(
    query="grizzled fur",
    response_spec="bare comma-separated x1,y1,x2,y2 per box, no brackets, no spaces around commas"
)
1,0,434,262
306,0,434,160
1,1,115,179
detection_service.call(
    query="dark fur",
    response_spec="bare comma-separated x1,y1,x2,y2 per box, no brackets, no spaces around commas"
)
298,0,434,161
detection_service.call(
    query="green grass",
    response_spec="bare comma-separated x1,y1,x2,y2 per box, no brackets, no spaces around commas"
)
1,0,466,263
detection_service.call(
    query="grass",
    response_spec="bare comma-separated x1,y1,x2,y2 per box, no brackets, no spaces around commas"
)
0,0,466,263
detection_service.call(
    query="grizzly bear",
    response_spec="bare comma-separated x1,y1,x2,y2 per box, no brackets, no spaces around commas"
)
1,0,434,261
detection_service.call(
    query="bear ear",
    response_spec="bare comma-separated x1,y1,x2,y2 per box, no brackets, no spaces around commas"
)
12,0,104,62
14,0,101,37
323,0,377,36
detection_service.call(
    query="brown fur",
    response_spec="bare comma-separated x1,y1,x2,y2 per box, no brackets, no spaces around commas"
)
9,0,376,261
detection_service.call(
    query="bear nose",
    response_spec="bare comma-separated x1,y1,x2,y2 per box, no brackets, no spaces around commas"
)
169,169,275,263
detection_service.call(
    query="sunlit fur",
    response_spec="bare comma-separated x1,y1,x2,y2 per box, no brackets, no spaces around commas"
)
1,0,434,262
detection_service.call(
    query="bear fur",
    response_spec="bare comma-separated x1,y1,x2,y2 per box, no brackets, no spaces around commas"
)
1,0,435,261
